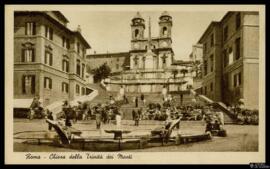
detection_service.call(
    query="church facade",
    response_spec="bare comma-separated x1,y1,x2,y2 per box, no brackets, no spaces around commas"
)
104,12,193,93
129,11,174,70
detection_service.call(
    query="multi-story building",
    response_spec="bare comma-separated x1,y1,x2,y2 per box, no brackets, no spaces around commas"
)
199,22,223,101
14,11,91,107
198,11,259,109
86,52,130,73
221,12,259,109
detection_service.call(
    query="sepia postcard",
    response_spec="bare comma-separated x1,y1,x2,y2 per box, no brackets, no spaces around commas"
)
5,4,266,164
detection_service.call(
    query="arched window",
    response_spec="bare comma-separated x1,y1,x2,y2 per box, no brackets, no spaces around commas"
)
135,29,139,38
145,46,148,50
163,27,168,36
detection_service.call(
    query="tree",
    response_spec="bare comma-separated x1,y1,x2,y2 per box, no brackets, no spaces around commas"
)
92,63,111,83
180,68,188,77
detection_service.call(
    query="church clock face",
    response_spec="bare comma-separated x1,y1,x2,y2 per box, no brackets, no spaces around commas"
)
133,43,139,49
161,41,168,48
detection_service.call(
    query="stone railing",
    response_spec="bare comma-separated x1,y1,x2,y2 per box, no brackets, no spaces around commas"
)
105,77,190,85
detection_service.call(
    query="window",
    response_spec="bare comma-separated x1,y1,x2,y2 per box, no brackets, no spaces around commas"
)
210,83,213,91
45,51,53,66
236,13,241,30
238,72,242,86
223,26,228,41
210,55,214,72
81,87,85,95
76,59,81,76
204,86,207,95
233,74,237,87
235,38,241,60
22,75,35,94
134,56,138,66
62,59,69,72
82,48,85,58
163,27,168,36
223,49,228,67
22,48,35,62
66,39,70,49
162,57,166,64
45,26,53,40
228,47,233,65
116,58,119,61
77,43,80,54
76,84,80,94
62,36,66,47
210,34,214,47
142,57,146,69
82,64,85,78
135,29,139,38
25,22,36,35
162,55,167,69
204,42,207,54
204,60,208,76
62,82,69,93
44,77,52,89
116,64,119,69
234,72,242,87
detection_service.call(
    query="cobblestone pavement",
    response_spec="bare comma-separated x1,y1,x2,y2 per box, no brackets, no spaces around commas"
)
13,119,258,152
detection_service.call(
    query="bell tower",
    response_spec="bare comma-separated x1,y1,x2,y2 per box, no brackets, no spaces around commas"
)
158,11,174,69
159,11,172,38
131,12,145,40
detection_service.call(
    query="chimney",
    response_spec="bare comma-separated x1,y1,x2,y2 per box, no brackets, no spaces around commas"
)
77,25,81,33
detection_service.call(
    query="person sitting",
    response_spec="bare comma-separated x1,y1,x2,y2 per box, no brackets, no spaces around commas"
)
205,120,214,133
29,96,43,119
213,120,221,131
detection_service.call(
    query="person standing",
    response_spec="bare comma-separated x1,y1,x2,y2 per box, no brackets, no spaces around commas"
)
140,94,145,105
62,100,72,127
135,96,138,108
95,106,102,129
46,109,54,131
119,85,125,99
134,109,140,126
162,86,167,101
216,110,224,127
180,94,183,105
114,107,121,128
29,96,42,119
132,109,136,121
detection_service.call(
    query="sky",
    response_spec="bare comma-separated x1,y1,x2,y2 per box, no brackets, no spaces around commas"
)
60,8,227,61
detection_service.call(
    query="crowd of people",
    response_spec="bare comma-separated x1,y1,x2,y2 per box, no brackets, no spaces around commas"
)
57,98,123,129
28,90,258,133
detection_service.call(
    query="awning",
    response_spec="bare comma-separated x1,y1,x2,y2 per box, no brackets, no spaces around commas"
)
13,99,33,108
